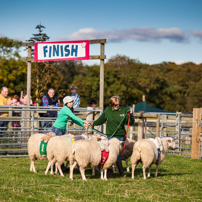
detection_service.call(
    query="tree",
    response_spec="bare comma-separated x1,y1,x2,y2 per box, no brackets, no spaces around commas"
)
26,24,61,105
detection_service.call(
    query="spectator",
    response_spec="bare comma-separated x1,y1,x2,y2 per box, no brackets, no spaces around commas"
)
40,88,59,131
8,95,21,127
0,87,11,137
8,95,21,106
89,99,97,109
70,84,80,109
20,92,33,105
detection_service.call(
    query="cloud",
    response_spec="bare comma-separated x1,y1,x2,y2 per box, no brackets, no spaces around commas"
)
190,30,202,41
0,33,5,37
12,36,26,42
57,27,188,43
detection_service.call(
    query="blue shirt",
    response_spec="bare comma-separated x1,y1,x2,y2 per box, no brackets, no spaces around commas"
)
71,93,80,108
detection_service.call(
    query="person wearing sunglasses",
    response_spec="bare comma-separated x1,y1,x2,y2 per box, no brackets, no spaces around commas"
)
92,95,134,177
52,96,89,136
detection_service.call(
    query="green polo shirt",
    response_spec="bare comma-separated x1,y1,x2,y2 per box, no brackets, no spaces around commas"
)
53,106,84,130
93,106,134,138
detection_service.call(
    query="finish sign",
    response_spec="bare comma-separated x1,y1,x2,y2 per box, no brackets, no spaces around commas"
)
34,40,89,61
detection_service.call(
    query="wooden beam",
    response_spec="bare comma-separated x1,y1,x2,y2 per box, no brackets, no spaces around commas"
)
89,39,106,44
23,42,34,46
23,55,106,62
191,108,201,159
23,39,107,47
89,55,106,60
23,57,34,62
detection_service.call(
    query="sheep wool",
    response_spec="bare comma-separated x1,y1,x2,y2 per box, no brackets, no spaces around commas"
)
28,133,56,173
131,137,176,180
70,138,122,181
45,134,72,177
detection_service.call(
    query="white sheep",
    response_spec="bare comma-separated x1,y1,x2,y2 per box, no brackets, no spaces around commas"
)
45,134,72,177
69,138,122,181
112,138,135,173
28,132,56,173
131,137,176,179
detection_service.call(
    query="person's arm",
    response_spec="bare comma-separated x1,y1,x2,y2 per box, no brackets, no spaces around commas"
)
66,107,84,127
93,111,107,126
42,95,48,107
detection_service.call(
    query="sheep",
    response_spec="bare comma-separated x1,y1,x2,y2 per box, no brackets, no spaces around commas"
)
28,132,56,173
45,134,72,177
69,138,122,181
113,138,136,173
131,137,176,179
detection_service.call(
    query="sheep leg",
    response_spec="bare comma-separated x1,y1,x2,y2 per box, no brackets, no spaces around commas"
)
100,168,104,180
56,162,64,177
79,166,87,181
143,165,147,179
31,160,37,173
92,168,95,176
104,169,107,181
45,162,51,175
154,165,159,177
70,161,77,180
30,161,33,172
125,159,130,172
147,165,151,178
131,163,137,179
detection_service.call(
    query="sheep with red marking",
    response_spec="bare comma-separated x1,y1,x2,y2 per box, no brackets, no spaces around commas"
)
69,138,122,181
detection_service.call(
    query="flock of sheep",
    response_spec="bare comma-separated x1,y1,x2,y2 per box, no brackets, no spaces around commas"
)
28,132,176,181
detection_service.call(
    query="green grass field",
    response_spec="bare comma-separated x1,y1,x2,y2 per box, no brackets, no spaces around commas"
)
0,155,201,202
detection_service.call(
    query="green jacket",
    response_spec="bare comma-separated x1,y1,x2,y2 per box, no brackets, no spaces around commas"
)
93,106,134,138
53,106,84,130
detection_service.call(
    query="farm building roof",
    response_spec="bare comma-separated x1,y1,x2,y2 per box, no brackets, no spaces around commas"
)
133,100,173,113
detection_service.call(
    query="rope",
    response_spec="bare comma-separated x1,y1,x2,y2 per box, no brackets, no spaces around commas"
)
121,111,130,154
109,110,130,139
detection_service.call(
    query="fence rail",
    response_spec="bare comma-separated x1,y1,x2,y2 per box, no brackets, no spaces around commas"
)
0,106,201,159
0,106,102,157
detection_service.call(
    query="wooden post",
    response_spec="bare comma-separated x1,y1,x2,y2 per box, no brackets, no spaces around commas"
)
100,43,105,112
191,108,201,159
156,114,160,137
138,118,144,140
27,46,31,106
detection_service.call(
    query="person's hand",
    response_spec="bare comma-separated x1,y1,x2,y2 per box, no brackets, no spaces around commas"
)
83,121,90,128
129,107,133,114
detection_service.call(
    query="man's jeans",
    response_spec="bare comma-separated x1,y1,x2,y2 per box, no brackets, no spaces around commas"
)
0,121,9,137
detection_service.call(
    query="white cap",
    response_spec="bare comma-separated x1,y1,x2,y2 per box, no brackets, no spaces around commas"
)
63,96,73,105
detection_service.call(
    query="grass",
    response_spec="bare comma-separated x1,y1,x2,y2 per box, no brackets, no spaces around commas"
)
0,155,201,202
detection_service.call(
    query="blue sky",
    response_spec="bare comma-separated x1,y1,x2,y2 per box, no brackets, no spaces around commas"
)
0,0,202,65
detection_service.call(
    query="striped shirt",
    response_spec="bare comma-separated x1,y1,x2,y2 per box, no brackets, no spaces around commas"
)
71,93,80,108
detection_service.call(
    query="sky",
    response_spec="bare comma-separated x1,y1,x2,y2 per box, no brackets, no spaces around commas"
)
0,0,202,65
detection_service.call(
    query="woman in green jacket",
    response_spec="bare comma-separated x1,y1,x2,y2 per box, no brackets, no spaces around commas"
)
93,95,134,177
52,96,89,136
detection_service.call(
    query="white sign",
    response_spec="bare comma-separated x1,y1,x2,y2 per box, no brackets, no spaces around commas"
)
34,40,89,61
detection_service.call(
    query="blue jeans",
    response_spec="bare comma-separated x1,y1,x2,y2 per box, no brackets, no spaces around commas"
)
52,126,66,136
108,136,125,161
0,121,9,137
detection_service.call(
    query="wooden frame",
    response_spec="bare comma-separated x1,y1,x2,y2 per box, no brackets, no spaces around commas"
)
23,39,106,112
